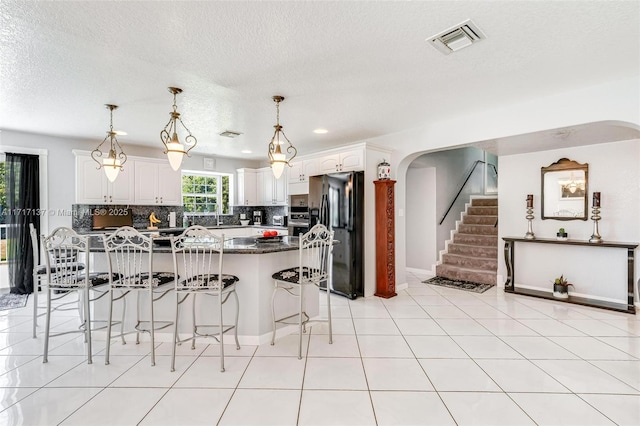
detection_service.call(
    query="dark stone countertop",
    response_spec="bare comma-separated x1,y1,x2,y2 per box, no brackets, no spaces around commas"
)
87,235,300,254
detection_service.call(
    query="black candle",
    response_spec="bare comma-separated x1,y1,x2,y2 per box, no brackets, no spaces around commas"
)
526,194,533,208
593,192,601,208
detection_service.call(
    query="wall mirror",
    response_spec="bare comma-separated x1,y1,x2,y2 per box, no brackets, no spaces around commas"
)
541,158,588,220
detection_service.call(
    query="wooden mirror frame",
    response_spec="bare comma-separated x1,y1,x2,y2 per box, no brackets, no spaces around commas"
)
541,158,589,221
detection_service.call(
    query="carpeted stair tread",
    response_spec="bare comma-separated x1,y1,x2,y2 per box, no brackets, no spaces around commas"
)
458,224,498,236
442,253,498,270
447,243,497,258
463,215,498,225
467,206,498,216
471,198,498,207
435,264,497,286
453,234,498,246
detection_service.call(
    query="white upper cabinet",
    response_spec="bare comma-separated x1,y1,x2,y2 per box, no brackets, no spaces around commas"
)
317,147,364,174
287,158,319,195
134,160,182,205
76,154,134,204
237,168,258,206
258,167,288,205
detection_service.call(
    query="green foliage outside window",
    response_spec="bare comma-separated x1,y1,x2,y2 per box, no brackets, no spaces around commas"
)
182,172,231,214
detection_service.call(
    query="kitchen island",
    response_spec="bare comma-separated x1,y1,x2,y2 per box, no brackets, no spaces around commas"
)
86,234,319,345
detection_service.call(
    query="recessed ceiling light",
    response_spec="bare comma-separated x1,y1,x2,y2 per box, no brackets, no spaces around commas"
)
241,149,252,154
313,129,328,134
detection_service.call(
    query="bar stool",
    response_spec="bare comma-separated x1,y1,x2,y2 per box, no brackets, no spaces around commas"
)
30,223,86,338
102,226,174,366
270,224,334,359
170,226,240,372
41,227,114,364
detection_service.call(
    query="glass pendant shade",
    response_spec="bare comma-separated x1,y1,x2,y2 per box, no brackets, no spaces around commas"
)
91,104,127,182
166,138,185,171
161,87,197,170
103,156,121,183
271,147,287,179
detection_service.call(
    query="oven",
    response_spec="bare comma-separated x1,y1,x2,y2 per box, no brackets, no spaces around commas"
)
288,194,309,236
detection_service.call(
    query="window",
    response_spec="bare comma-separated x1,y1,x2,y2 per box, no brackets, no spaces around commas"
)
182,171,232,215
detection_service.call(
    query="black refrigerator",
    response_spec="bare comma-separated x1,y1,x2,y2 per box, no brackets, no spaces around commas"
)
308,171,364,299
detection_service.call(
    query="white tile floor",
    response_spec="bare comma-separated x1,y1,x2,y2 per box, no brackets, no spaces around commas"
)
1,270,639,425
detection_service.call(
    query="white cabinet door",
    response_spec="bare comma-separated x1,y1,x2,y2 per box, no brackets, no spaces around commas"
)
76,154,134,204
237,168,257,206
77,155,108,204
317,154,340,174
157,163,182,205
288,160,303,184
273,169,288,204
339,148,364,172
109,163,135,204
317,149,364,173
302,159,319,181
260,168,274,204
134,161,159,205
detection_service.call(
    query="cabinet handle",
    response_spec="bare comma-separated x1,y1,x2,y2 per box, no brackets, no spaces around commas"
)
160,197,163,203
155,197,158,203
109,196,113,202
103,195,107,202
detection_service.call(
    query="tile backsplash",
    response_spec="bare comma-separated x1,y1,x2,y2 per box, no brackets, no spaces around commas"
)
72,204,288,230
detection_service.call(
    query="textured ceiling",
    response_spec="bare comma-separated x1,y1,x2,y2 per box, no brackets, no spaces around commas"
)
0,1,638,159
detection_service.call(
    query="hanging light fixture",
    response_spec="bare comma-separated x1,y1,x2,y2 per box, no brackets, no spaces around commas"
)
91,104,127,183
160,87,197,171
268,95,297,179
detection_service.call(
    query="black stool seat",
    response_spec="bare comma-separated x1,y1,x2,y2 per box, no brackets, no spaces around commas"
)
35,263,85,275
272,266,319,284
178,274,239,290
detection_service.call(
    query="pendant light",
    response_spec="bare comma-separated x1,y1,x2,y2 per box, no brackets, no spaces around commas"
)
268,95,297,179
160,87,197,171
91,104,127,183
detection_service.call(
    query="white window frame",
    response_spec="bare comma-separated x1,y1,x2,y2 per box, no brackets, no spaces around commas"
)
181,170,234,216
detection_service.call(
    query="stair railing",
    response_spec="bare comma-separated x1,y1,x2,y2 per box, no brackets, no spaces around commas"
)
439,160,498,225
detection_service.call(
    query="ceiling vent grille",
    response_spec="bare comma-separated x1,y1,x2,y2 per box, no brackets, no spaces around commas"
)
219,130,242,138
428,19,486,55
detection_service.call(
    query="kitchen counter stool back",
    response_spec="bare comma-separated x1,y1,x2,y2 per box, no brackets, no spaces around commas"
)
170,225,240,373
41,227,105,364
270,223,334,359
102,226,174,366
30,223,86,338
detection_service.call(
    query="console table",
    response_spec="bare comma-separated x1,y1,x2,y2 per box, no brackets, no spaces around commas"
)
503,237,637,314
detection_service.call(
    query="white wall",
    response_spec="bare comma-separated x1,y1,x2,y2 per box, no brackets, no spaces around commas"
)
406,167,436,271
498,139,640,303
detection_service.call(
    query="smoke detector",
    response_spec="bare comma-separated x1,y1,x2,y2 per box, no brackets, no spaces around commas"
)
428,19,486,55
219,130,243,138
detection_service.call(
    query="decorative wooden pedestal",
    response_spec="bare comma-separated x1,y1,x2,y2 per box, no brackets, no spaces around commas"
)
374,180,397,298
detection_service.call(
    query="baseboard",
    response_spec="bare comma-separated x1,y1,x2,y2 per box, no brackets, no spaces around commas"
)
396,282,409,292
406,267,432,275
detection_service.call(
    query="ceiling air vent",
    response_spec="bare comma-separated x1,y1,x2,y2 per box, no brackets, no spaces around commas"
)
219,130,242,138
428,19,486,55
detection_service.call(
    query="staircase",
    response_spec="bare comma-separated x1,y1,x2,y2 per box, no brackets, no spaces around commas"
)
435,197,498,285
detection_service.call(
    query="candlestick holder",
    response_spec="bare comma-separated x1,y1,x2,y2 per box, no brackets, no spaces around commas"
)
589,206,602,243
524,207,535,239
